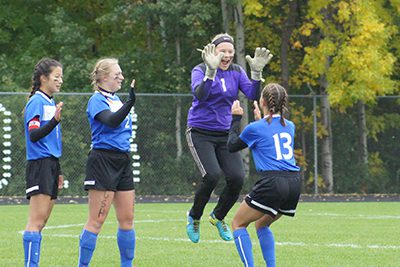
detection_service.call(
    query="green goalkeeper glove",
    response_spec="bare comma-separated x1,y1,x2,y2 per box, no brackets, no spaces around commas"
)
245,47,273,81
201,44,224,80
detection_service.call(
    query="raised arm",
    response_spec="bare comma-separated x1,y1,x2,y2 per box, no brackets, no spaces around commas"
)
245,47,273,81
95,80,136,128
227,100,248,152
29,102,63,142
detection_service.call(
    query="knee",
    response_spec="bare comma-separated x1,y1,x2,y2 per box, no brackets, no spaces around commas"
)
37,220,47,231
118,217,134,229
231,218,249,231
86,219,106,233
203,171,221,187
228,174,244,192
26,218,48,232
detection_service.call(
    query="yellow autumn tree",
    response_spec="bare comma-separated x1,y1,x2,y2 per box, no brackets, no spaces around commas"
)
300,0,398,192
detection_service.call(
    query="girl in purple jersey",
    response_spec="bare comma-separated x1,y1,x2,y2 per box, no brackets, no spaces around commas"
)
23,58,64,267
228,83,301,267
78,58,136,267
185,33,273,243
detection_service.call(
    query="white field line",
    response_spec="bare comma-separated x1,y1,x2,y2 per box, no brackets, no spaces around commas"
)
41,219,185,230
136,209,400,219
20,232,400,250
17,219,186,234
309,213,400,219
17,217,400,251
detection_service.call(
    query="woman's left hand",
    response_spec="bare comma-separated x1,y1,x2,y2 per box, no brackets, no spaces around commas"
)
253,101,261,121
231,100,243,115
245,47,273,81
54,102,63,122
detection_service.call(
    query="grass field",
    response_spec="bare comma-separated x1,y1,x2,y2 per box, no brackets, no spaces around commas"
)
0,201,399,267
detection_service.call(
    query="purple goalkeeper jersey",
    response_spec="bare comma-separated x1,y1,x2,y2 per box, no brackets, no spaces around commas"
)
187,63,260,131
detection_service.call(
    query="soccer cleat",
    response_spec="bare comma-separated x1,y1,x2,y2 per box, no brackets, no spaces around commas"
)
209,211,233,241
186,212,200,243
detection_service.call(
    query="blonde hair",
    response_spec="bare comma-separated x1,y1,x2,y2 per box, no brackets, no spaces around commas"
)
90,58,119,89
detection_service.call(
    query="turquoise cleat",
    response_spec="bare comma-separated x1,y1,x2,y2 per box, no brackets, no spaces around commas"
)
209,211,233,241
186,212,200,243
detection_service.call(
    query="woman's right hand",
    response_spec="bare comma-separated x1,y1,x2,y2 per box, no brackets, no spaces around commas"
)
202,44,224,70
201,44,224,80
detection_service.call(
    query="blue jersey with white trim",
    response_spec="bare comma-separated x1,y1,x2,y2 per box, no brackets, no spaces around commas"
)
24,91,62,160
240,115,299,172
87,91,132,152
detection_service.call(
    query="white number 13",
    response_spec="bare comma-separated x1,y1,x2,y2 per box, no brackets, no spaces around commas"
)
272,133,293,160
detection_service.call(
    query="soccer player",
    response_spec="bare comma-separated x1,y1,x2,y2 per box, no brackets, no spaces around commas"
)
185,33,273,243
77,58,136,267
228,83,301,267
23,58,64,267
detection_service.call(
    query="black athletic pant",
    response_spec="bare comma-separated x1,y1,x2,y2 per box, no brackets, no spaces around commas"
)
186,127,245,220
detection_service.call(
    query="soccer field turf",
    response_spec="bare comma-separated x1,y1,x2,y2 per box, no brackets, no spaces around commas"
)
0,202,399,267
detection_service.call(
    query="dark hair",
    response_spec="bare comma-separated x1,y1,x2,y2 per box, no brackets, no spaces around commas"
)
261,83,288,126
29,58,62,98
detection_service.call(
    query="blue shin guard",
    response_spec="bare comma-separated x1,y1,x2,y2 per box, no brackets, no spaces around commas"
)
23,231,42,267
233,228,254,267
257,227,275,267
117,228,136,267
78,229,98,267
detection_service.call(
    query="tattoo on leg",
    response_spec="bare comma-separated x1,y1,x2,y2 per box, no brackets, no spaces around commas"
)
98,192,110,218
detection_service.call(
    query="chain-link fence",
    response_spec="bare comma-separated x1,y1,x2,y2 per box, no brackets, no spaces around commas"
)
0,92,398,197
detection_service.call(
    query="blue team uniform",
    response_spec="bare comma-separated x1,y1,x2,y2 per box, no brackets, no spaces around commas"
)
240,114,299,172
24,91,62,160
23,90,62,266
87,91,132,152
80,89,136,266
233,114,301,267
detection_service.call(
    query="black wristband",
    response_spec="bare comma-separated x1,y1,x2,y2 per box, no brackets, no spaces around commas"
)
232,115,242,122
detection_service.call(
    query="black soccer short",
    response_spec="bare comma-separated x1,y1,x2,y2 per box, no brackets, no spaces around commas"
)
245,170,301,217
84,149,134,191
25,157,61,200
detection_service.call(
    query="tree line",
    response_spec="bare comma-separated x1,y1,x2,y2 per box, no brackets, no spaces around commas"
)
0,0,399,194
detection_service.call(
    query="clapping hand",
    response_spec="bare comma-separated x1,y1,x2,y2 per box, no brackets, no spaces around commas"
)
253,101,261,121
54,102,63,122
128,79,136,103
231,100,243,116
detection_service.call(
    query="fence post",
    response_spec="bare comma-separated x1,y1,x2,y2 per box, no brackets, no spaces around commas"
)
307,84,318,194
313,94,318,194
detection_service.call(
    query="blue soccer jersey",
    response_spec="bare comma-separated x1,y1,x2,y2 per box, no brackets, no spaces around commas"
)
188,63,260,131
87,91,132,152
24,91,62,160
240,115,299,172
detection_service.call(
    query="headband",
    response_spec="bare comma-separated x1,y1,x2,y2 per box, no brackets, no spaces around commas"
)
212,36,234,47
